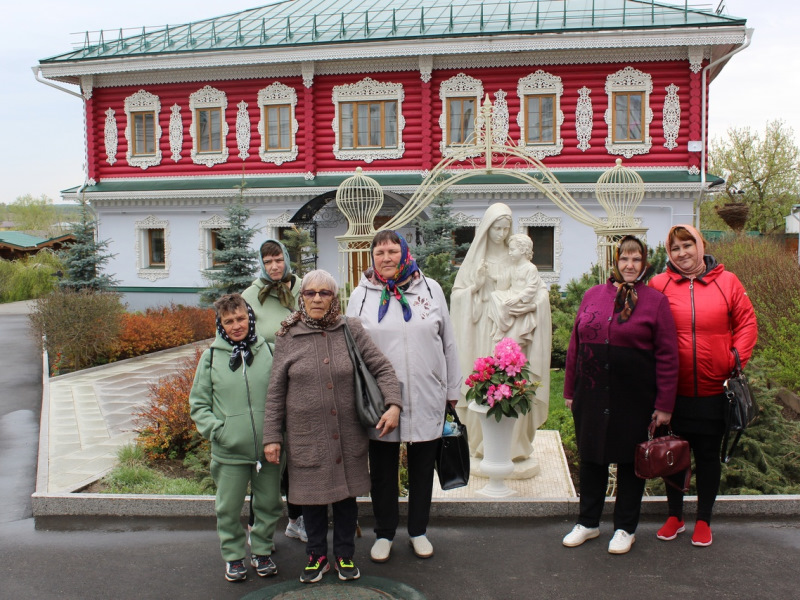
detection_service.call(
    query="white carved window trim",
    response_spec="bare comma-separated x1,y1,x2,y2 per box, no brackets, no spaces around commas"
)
519,212,562,285
199,214,230,271
169,104,183,162
124,90,162,170
190,85,229,167
267,211,293,239
604,66,653,158
575,87,593,152
662,84,681,151
439,73,483,158
332,77,405,162
104,108,118,165
135,215,170,281
516,70,564,159
258,82,299,165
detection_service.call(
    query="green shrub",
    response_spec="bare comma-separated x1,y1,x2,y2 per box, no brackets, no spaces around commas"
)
0,250,64,303
29,289,124,371
543,370,576,470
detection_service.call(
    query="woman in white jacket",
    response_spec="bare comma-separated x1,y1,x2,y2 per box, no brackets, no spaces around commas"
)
346,230,461,563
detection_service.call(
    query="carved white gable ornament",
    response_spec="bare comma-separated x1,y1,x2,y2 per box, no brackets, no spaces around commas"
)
258,82,299,165
331,77,405,162
516,70,564,159
124,90,162,170
662,84,681,151
604,66,653,158
189,85,229,167
104,108,118,166
439,73,483,159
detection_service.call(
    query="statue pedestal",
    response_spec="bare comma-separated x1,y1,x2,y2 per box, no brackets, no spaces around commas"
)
470,455,540,480
469,403,518,498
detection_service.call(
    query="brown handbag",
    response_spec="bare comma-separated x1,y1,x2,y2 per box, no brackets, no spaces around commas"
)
634,422,692,492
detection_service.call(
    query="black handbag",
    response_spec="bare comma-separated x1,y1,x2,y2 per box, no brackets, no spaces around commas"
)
634,422,692,492
342,318,385,428
435,404,470,490
721,348,758,463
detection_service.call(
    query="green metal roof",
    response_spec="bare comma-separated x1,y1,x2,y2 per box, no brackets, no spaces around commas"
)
42,0,746,63
0,231,48,249
63,170,717,195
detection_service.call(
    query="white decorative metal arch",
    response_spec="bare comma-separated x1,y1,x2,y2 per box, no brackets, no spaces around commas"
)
336,95,646,297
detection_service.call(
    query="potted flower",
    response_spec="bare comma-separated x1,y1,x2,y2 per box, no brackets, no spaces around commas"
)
464,338,540,497
465,338,539,421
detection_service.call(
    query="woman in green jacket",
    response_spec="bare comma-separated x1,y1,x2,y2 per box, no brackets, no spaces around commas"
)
189,293,282,583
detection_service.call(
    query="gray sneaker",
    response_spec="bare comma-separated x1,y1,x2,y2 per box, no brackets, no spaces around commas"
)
250,554,278,577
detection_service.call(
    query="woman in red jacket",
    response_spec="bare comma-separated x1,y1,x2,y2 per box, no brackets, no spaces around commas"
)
649,225,757,547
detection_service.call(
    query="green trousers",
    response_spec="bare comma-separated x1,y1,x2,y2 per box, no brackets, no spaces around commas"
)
210,459,282,561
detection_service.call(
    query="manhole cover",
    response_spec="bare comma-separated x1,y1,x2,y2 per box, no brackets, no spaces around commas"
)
241,575,425,600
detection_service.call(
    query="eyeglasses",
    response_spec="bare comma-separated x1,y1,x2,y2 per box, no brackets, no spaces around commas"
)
301,290,335,299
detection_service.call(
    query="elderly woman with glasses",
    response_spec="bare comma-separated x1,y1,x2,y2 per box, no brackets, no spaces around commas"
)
263,270,402,585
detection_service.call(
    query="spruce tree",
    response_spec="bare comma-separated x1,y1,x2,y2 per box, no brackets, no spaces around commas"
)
201,194,260,305
280,225,318,278
60,198,117,292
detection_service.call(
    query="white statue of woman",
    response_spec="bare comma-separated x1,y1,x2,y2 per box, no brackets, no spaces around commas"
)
452,203,552,468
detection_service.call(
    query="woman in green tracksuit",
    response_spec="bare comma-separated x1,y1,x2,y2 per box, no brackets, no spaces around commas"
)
189,293,282,583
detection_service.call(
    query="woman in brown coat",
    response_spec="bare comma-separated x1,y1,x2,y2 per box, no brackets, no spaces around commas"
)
263,269,401,584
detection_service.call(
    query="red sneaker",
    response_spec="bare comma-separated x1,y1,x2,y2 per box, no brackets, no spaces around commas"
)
691,520,713,547
656,516,685,541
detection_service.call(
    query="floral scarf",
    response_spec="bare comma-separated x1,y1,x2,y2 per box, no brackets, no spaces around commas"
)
256,239,295,308
276,295,342,337
610,236,653,324
216,302,259,371
372,232,420,322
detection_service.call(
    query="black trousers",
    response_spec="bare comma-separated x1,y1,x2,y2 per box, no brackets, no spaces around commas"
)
577,460,646,534
302,497,358,559
369,439,438,539
665,430,724,524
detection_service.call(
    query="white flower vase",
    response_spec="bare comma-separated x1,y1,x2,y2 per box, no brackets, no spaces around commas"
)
469,402,518,498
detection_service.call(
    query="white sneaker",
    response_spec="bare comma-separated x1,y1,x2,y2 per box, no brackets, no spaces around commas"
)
370,538,393,563
285,516,308,543
608,529,635,554
409,535,434,558
562,524,600,547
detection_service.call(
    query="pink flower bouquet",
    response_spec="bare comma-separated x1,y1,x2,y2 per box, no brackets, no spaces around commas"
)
464,338,539,422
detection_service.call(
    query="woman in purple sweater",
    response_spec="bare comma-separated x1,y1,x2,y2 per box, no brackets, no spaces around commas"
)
562,236,679,555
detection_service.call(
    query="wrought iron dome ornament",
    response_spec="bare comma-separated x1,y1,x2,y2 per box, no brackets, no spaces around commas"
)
595,158,645,229
335,167,384,238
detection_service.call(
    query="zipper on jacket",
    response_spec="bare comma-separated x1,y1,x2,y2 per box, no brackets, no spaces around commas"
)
690,280,698,397
242,361,262,472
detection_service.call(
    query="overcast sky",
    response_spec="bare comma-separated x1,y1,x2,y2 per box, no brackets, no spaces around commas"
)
1,0,797,204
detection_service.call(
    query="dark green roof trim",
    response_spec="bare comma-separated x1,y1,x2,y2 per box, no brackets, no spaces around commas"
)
115,287,205,293
64,170,719,195
41,0,747,63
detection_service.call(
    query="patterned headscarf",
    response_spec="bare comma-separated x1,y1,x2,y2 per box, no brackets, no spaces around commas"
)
276,293,342,336
372,232,420,322
666,224,707,280
216,302,259,371
610,235,652,324
257,239,295,308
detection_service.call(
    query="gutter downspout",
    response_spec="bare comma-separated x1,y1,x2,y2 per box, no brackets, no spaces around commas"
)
31,66,83,99
698,27,754,228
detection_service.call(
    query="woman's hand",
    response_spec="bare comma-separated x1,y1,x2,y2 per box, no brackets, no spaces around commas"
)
652,410,672,427
475,261,488,290
264,443,281,464
376,405,401,438
564,398,573,410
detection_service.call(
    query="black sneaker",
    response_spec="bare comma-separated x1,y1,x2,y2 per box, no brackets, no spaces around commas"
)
250,554,278,577
335,556,361,581
225,559,247,582
299,554,329,583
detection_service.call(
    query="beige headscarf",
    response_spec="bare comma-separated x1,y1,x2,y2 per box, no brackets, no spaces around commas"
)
667,224,706,279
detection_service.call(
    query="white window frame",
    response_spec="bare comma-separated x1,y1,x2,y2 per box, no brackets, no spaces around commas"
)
135,215,170,281
439,73,483,158
604,66,653,158
519,212,562,285
124,90,162,169
258,82,299,165
190,85,229,167
516,70,564,159
199,214,230,271
332,77,405,162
